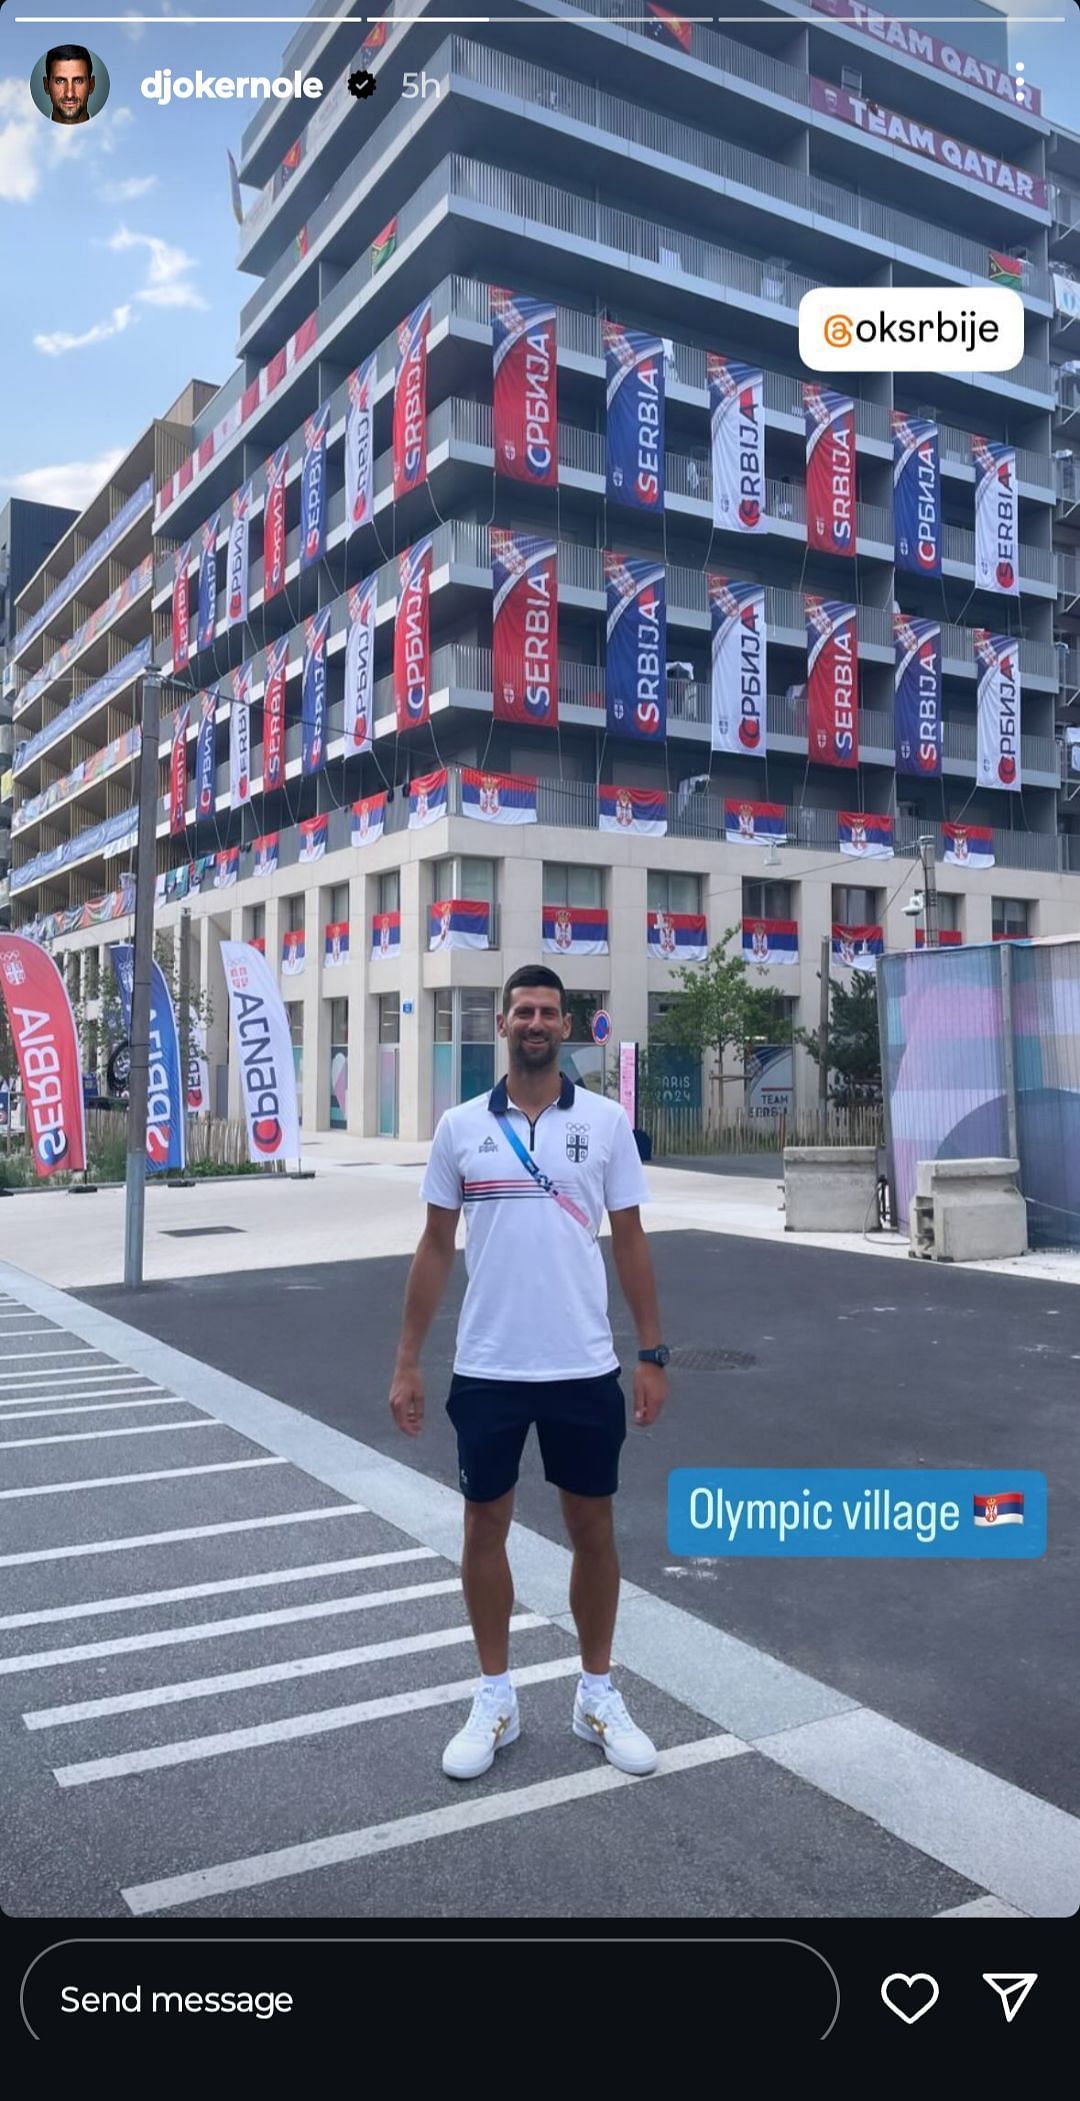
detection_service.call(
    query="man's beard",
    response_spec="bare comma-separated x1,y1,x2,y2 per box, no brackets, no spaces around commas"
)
509,1034,559,1070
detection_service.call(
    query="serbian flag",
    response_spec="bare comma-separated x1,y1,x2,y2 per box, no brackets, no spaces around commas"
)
975,629,1021,792
0,933,87,1175
974,1491,1024,1526
648,912,708,962
724,800,786,847
262,635,289,793
916,928,963,948
542,905,609,956
461,769,537,824
249,938,266,955
302,608,331,775
253,832,279,876
429,900,491,951
604,321,665,513
943,822,995,869
171,542,191,671
214,846,239,888
195,688,217,820
804,385,855,557
895,613,942,780
973,437,1019,596
645,4,692,50
344,576,377,754
197,513,218,649
491,288,558,485
226,481,252,628
832,924,883,971
708,355,766,533
282,928,306,976
300,405,330,571
806,595,858,769
742,919,799,967
394,538,432,731
393,299,430,501
264,442,289,601
169,703,189,836
299,812,328,863
839,811,894,859
346,354,376,534
709,575,767,757
409,768,447,829
372,910,401,958
492,529,558,728
605,552,666,744
325,922,350,967
229,662,252,808
598,784,667,835
352,792,386,846
892,414,941,579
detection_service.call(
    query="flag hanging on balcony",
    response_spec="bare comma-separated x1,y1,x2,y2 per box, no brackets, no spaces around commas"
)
973,437,1019,596
708,355,766,533
372,911,401,958
988,250,1025,286
195,688,218,820
724,799,786,846
894,613,942,779
282,928,306,977
429,900,491,951
490,288,558,486
214,845,239,888
264,442,289,601
345,576,377,754
226,481,252,629
742,919,799,967
709,574,767,757
394,537,432,731
975,629,1021,791
462,768,538,824
644,4,693,51
915,928,963,947
1067,726,1080,777
647,911,708,962
197,512,218,650
171,542,191,671
892,414,941,578
393,299,430,501
301,607,331,775
325,922,350,967
229,662,252,808
346,354,376,534
169,704,189,836
248,937,266,955
253,832,279,876
605,553,666,744
277,135,304,194
352,791,386,847
371,215,397,273
542,905,609,956
603,321,665,513
409,767,447,828
804,385,855,556
832,924,883,971
262,635,289,793
300,405,330,571
943,822,995,869
806,595,859,769
838,811,893,859
299,812,328,863
598,783,667,835
491,529,558,727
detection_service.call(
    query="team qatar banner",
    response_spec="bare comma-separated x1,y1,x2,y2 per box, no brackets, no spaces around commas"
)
262,635,289,793
409,768,447,829
394,538,432,732
171,542,191,671
302,608,331,775
371,911,401,958
344,576,377,754
839,811,894,859
832,924,884,971
709,575,767,757
264,443,289,601
220,939,301,1163
226,482,252,628
325,923,350,967
461,769,537,824
169,703,189,836
299,812,329,863
542,905,609,956
975,630,1021,792
214,846,239,888
943,822,995,869
352,792,386,847
491,530,558,728
300,406,330,572
707,355,766,533
809,0,1041,114
0,934,87,1176
603,321,665,513
804,385,855,557
253,832,279,876
197,513,219,649
892,414,942,578
598,784,667,835
110,944,185,1173
345,354,376,534
742,919,799,967
393,299,430,501
229,663,252,810
429,900,491,951
490,288,558,486
806,595,859,769
973,439,1019,597
195,688,218,819
895,613,942,779
809,76,1047,204
282,929,306,976
724,800,787,847
647,912,708,962
605,553,666,744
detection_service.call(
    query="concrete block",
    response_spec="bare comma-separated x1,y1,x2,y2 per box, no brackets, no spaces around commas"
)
783,1146,879,1232
909,1158,1027,1263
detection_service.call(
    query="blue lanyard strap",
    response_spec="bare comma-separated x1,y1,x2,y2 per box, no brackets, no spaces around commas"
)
494,1112,593,1230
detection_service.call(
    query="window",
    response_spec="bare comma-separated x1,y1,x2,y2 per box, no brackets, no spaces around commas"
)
648,870,701,914
329,997,348,1044
461,988,495,1042
544,861,603,908
432,855,496,906
286,894,305,933
936,893,961,932
329,882,349,923
245,903,265,943
993,897,1031,939
833,885,881,924
434,987,453,1042
430,858,454,903
743,878,793,921
286,1003,303,1048
378,992,400,1044
559,990,607,1096
378,869,400,915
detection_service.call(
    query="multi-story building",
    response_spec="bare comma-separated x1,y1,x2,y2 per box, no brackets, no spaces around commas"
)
23,0,1080,1137
0,497,78,927
1049,120,1080,829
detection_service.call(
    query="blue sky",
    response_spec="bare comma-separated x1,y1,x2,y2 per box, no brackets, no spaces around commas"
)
0,4,1077,517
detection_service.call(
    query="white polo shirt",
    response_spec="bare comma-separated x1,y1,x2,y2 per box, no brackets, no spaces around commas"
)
420,1074,650,1381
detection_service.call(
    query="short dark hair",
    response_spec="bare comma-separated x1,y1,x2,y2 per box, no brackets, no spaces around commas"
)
501,964,566,1016
46,45,93,77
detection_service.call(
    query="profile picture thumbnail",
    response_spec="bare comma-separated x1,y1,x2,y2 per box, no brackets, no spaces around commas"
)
30,45,111,126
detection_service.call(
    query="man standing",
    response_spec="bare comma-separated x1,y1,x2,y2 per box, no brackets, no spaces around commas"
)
389,964,669,1780
43,45,96,124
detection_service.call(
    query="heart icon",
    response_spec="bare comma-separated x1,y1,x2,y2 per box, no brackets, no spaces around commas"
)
881,1974,940,2025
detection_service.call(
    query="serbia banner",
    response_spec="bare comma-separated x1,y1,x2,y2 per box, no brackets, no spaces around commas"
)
804,385,855,557
742,919,799,967
605,553,666,744
302,608,331,775
491,288,558,486
220,939,301,1163
394,538,432,732
253,832,279,876
647,912,708,963
372,911,401,958
262,636,289,794
0,933,87,1176
604,321,664,512
300,405,330,572
409,768,447,828
429,900,491,951
229,663,252,809
709,574,767,757
344,576,377,753
325,923,350,967
352,792,386,846
171,542,191,671
895,613,942,779
169,703,189,836
892,413,941,578
393,299,430,501
839,810,894,859
226,481,252,628
806,595,859,769
832,924,884,971
197,513,218,649
264,443,289,601
944,822,995,869
299,812,328,863
214,846,239,888
111,944,185,1173
598,784,667,835
973,438,1019,596
462,768,537,824
346,354,376,534
975,630,1021,791
492,529,558,727
195,688,218,819
724,799,786,847
282,929,306,977
708,355,766,533
543,905,609,956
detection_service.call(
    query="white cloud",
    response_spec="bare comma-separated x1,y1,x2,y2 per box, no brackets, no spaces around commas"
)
4,449,127,512
108,224,206,309
120,9,146,41
34,305,136,358
0,78,46,202
98,173,157,203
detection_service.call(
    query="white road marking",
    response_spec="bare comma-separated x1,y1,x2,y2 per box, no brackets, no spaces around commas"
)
0,1418,216,1451
0,1329,64,1338
0,1455,287,1502
0,1380,164,1402
0,1367,143,1387
0,1547,438,1630
0,1349,98,1368
0,1397,181,1424
0,1502,368,1569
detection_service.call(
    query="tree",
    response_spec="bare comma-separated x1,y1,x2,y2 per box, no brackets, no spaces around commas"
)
70,933,213,1093
652,925,792,1107
795,969,881,1107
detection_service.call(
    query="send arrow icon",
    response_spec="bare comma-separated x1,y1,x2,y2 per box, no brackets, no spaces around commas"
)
983,1974,1037,2024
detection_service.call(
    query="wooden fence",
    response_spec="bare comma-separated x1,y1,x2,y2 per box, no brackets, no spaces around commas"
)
641,1104,885,1157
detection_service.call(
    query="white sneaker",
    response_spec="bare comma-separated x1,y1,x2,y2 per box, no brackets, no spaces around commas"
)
573,1684,658,1776
442,1684,520,1780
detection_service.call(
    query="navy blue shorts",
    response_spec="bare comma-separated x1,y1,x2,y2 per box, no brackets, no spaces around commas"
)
446,1370,627,1503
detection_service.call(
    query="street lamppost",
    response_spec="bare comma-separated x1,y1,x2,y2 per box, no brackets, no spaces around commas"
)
123,672,160,1289
917,833,940,950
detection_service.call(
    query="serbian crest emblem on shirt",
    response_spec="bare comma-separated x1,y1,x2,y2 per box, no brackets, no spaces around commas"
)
565,1125,589,1163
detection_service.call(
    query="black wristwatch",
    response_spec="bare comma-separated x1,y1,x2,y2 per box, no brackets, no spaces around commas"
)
638,1345,671,1368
